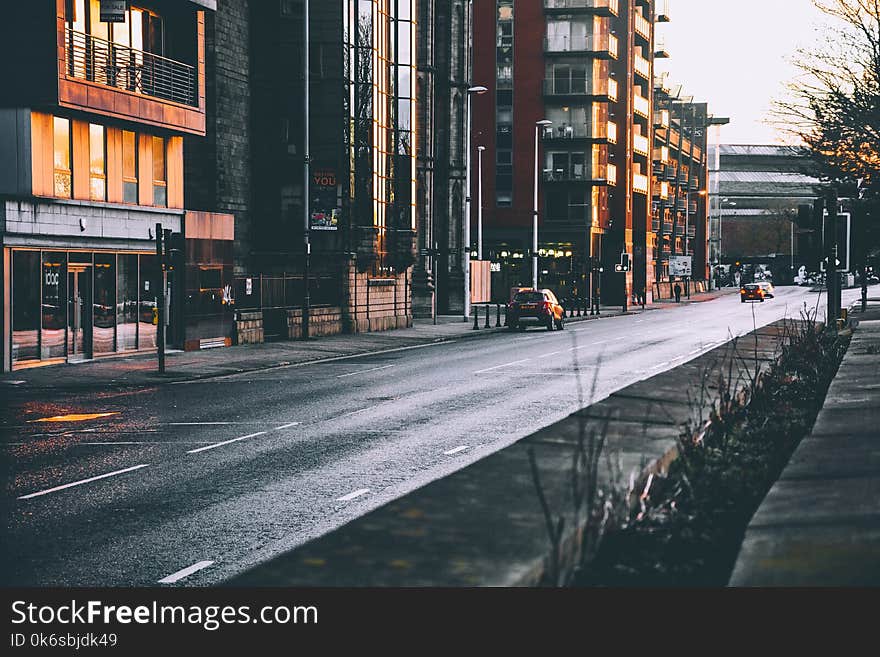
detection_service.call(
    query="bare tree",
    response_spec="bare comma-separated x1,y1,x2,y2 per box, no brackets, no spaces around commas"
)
773,1,880,194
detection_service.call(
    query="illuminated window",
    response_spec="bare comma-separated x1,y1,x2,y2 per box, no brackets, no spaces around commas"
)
122,130,138,204
53,117,72,198
152,136,166,207
89,123,106,201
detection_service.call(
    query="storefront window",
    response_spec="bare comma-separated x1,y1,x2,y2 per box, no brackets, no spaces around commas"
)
139,254,159,348
41,252,68,360
93,254,116,354
117,253,139,351
12,251,41,363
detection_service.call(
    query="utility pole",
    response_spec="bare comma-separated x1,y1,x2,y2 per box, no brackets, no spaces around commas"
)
155,222,165,374
302,0,311,340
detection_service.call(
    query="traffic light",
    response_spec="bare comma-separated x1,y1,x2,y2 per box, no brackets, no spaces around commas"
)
615,252,631,273
157,228,184,270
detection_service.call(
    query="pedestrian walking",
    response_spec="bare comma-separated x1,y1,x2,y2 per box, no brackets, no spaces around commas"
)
674,283,682,303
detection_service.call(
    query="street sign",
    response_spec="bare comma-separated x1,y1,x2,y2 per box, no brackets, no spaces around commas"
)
99,0,128,22
669,255,692,277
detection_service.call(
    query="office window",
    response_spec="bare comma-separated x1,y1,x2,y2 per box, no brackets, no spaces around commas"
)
89,123,106,201
122,130,138,204
152,136,167,207
53,117,72,198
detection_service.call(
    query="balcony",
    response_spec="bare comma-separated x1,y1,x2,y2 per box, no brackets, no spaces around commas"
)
661,222,673,234
653,146,670,163
65,29,197,107
543,77,616,100
657,0,671,22
664,165,678,180
651,219,660,232
634,53,651,80
634,93,650,119
543,166,607,184
543,123,608,141
607,163,617,186
633,173,649,195
633,133,650,156
654,109,670,128
634,11,651,40
545,34,618,59
543,0,619,16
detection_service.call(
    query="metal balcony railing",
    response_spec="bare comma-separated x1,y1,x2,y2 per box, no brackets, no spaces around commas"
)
661,223,673,235
66,28,197,107
544,0,619,15
543,77,612,97
651,219,660,232
634,53,651,79
634,11,651,40
633,133,650,156
545,34,618,58
542,123,607,140
634,93,651,118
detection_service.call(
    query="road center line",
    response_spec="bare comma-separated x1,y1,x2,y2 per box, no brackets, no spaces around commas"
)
474,358,531,374
337,488,370,502
337,364,395,378
539,351,562,357
18,464,150,500
444,446,470,455
166,422,235,426
187,431,268,454
273,422,301,431
158,560,215,585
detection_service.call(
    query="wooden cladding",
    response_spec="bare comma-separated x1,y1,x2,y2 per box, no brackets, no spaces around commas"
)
30,111,183,209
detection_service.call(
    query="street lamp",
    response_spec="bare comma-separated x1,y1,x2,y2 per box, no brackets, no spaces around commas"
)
464,85,488,321
477,146,485,260
533,119,552,289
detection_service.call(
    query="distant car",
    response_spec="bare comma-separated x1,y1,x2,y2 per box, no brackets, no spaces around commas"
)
740,283,765,303
508,288,565,331
756,281,774,298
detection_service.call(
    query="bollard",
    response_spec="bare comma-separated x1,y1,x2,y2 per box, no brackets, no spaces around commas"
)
485,304,491,328
473,307,480,330
503,304,509,327
577,299,582,317
496,303,502,327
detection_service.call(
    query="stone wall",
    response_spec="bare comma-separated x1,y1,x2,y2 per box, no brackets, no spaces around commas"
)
235,310,263,345
286,306,344,340
346,259,413,333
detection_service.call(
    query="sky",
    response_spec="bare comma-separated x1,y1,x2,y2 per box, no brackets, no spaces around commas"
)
655,0,827,145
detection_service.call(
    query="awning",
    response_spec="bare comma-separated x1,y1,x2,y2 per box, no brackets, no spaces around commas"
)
188,0,217,10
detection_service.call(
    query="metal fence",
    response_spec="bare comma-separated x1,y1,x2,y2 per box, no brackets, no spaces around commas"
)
233,274,342,311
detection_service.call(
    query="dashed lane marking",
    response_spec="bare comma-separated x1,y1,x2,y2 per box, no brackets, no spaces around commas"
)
18,464,150,500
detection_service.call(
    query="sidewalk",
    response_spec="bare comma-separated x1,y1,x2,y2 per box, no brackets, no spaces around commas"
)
728,297,880,586
1,304,639,391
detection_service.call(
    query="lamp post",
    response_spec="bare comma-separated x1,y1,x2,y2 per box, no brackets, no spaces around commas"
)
464,85,488,321
302,0,311,339
533,119,552,289
477,145,485,260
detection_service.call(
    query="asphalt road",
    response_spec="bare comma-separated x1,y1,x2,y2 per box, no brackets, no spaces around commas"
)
0,286,861,586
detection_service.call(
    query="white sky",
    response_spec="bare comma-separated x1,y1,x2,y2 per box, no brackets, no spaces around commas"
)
655,0,826,145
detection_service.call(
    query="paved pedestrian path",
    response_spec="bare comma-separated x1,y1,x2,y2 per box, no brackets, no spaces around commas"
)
729,299,880,586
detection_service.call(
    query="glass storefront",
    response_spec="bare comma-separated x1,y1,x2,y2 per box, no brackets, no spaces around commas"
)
10,249,163,367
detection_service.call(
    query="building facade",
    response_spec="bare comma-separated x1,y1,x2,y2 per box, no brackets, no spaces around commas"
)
0,0,237,372
709,145,820,275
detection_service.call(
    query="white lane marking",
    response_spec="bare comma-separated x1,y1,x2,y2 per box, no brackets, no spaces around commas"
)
273,422,300,431
340,408,370,418
444,446,470,456
474,358,531,374
337,488,370,502
336,364,395,378
187,431,267,454
2,380,25,385
539,351,562,358
656,361,671,369
158,560,215,585
166,422,236,426
18,464,150,500
79,442,163,445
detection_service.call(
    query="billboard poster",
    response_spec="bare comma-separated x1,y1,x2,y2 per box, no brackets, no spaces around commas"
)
668,255,692,277
310,169,340,231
